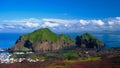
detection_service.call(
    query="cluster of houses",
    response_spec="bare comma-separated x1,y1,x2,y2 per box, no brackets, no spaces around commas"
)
0,51,40,64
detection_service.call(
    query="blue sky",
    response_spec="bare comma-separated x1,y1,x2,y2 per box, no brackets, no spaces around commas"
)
0,0,120,33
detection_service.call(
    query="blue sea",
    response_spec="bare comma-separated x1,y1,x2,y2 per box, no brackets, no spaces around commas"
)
0,31,120,49
0,33,22,48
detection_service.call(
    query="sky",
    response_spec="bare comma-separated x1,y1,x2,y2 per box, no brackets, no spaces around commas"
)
0,0,120,33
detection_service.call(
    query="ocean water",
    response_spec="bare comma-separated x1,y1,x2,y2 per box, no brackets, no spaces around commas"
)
0,31,120,48
65,31,120,48
0,33,22,48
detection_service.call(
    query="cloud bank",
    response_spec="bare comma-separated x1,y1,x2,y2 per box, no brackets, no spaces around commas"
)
0,17,120,33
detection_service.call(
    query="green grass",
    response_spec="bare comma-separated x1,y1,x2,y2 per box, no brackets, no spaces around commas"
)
62,50,78,60
22,28,58,43
10,54,25,58
28,54,45,60
64,57,100,62
21,47,32,52
22,28,74,44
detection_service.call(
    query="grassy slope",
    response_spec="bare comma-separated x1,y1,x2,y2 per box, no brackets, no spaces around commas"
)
22,28,58,43
21,28,74,44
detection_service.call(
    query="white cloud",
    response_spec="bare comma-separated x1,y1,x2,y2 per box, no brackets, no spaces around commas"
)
91,20,104,26
79,19,104,26
6,25,15,29
116,17,120,20
42,18,79,24
42,18,79,29
108,21,114,25
0,25,4,29
0,17,120,32
3,18,41,22
107,17,120,26
42,21,59,27
42,18,68,23
79,20,89,25
25,22,39,28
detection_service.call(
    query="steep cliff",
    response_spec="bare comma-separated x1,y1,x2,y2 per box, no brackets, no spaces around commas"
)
75,33,105,49
12,28,75,52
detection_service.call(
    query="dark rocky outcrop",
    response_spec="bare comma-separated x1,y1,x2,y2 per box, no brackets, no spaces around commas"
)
75,33,105,49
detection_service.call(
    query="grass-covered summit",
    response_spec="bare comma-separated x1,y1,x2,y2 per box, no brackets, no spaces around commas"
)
13,28,75,52
22,28,58,43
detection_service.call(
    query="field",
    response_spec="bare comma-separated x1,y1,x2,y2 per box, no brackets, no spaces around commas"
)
1,48,120,68
0,56,120,68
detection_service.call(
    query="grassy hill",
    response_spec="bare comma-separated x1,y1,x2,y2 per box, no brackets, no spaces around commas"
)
22,28,58,43
13,28,75,51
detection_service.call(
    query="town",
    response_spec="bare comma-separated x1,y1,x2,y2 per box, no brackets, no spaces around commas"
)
0,50,41,64
0,47,120,64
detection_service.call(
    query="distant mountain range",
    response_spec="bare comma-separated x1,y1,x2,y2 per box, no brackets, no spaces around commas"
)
11,28,105,52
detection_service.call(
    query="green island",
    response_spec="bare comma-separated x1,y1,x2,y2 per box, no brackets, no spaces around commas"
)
4,28,119,68
11,28,104,52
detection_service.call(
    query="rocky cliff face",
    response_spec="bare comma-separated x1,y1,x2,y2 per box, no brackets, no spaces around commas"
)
75,33,105,49
12,28,75,52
